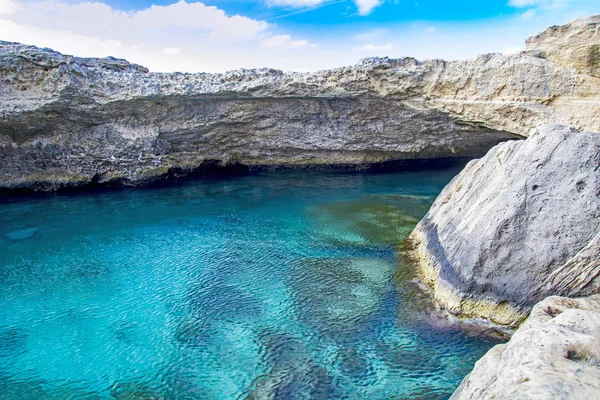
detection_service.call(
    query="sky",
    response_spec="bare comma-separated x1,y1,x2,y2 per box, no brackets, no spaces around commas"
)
0,0,598,72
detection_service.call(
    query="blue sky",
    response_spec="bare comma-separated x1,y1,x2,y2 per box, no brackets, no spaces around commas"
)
0,0,599,72
101,0,514,21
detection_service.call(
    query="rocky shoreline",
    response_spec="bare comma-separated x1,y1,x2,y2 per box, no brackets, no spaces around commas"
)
403,15,600,399
1,16,599,192
1,12,600,400
408,124,600,328
452,295,600,399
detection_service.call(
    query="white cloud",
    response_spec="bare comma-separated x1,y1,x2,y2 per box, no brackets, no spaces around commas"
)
261,34,310,48
354,43,394,51
0,18,124,56
424,26,436,34
131,1,268,38
267,0,382,16
508,0,572,8
0,0,595,73
519,9,537,19
0,0,18,15
501,46,525,54
5,1,268,40
161,47,181,55
0,1,321,71
355,0,382,15
268,0,326,6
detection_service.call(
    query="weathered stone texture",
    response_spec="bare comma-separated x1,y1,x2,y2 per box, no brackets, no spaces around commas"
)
1,16,598,190
452,295,600,400
409,124,600,326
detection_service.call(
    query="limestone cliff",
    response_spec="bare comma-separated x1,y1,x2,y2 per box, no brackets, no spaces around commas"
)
526,15,600,78
409,124,600,327
0,15,599,191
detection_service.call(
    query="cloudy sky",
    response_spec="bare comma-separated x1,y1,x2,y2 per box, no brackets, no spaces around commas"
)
0,0,598,72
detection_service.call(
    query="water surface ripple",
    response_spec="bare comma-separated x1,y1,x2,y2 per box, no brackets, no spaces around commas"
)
0,168,499,399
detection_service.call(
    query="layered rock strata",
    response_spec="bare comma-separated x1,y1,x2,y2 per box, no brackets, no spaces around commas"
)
526,15,600,78
1,15,599,190
452,295,600,399
409,124,600,326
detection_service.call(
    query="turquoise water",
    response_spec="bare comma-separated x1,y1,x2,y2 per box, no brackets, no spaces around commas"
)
0,167,499,399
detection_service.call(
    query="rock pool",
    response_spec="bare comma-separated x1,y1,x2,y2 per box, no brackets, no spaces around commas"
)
0,166,499,399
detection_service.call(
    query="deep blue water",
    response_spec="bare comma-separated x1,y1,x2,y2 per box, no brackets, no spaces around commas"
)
0,167,499,399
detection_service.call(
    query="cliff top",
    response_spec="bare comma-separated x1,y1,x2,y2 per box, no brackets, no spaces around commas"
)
526,14,600,77
2,14,598,81
1,15,599,137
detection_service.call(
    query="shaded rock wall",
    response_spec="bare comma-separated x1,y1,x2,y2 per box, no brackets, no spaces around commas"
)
1,15,599,190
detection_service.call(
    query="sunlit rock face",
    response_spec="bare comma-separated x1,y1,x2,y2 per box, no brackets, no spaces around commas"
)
526,15,600,78
1,15,598,191
451,295,600,400
409,124,600,327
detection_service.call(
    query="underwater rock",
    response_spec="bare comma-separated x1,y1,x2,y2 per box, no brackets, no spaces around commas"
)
289,257,393,335
409,124,600,326
0,326,28,359
109,380,168,400
452,295,600,400
245,330,339,400
309,195,431,247
5,227,39,240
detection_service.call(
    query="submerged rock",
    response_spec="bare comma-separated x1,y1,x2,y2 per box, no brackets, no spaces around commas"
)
309,194,431,247
1,15,599,191
452,295,600,399
409,124,600,326
5,227,39,240
289,257,392,335
244,330,339,400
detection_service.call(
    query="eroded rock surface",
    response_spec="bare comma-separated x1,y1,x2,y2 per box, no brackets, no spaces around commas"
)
409,124,600,326
1,15,599,190
452,295,600,399
526,15,600,78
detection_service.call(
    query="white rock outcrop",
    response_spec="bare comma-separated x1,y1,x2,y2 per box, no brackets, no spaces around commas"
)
452,295,600,399
409,124,600,326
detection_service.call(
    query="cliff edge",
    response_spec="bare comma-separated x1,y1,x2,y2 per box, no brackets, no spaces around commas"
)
1,16,599,191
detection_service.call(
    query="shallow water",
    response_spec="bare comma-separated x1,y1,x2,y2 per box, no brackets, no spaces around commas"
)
0,167,499,399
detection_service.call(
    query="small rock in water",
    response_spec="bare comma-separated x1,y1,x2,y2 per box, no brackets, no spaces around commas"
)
6,227,39,240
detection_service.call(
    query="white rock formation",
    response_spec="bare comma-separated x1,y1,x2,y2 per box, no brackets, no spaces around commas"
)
409,124,600,326
0,16,599,190
452,295,600,399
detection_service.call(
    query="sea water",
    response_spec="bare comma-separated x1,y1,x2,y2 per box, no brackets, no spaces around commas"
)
0,166,499,399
